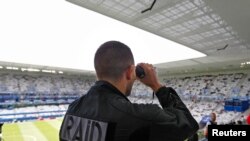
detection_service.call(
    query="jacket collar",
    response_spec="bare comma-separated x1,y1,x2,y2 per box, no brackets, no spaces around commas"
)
95,80,130,101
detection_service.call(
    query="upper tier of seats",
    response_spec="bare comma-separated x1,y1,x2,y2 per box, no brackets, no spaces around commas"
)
0,71,249,106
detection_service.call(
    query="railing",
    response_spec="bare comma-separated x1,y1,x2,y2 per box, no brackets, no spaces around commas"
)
0,110,66,123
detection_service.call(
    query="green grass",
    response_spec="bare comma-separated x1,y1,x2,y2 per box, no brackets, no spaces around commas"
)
2,119,62,141
34,120,59,141
2,119,205,141
2,123,24,141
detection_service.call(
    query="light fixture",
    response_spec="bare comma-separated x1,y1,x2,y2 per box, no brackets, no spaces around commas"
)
42,70,54,73
21,68,40,72
6,66,18,70
58,71,64,74
240,61,250,68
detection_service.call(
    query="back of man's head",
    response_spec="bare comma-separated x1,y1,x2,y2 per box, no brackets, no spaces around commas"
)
94,41,134,81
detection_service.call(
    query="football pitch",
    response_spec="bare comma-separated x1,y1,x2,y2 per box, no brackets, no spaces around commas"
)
2,118,205,141
2,119,62,141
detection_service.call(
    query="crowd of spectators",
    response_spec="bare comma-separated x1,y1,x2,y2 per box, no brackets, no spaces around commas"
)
0,71,250,126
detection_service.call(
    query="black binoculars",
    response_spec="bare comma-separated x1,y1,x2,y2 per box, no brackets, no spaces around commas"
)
135,65,145,79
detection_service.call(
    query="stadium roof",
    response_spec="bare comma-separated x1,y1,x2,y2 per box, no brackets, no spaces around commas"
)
0,0,205,73
0,0,250,75
65,0,250,75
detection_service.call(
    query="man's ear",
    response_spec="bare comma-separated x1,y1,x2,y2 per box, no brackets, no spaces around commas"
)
125,65,133,80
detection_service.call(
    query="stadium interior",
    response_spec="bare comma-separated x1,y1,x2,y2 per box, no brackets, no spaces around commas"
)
1,0,250,141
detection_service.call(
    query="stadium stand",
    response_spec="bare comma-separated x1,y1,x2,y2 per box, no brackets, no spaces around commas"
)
0,71,94,108
0,70,249,125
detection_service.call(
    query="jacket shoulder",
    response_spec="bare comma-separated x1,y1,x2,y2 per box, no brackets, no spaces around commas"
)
109,96,163,122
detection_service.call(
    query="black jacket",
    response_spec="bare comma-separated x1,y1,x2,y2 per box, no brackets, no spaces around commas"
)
60,81,199,141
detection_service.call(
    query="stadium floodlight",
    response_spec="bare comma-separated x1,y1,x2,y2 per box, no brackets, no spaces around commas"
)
6,66,18,70
27,68,40,72
42,70,52,73
42,69,56,73
21,68,27,71
21,68,40,72
240,61,250,68
58,71,64,74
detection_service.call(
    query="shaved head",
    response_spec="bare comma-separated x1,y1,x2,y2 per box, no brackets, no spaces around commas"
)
94,41,134,81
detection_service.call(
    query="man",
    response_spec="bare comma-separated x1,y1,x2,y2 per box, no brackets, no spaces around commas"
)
60,41,199,141
203,112,217,139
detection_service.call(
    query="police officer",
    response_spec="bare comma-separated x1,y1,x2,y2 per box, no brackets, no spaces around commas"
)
59,41,199,141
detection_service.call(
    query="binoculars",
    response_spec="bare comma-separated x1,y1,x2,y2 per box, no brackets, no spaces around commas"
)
135,65,145,79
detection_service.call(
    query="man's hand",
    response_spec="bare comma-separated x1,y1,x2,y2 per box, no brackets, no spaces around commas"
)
136,63,163,92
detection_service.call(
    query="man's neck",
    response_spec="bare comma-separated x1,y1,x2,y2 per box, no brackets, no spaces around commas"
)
99,79,126,96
